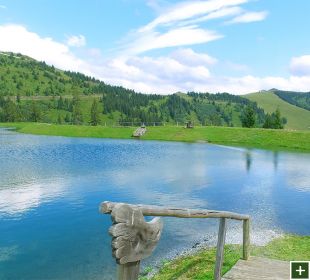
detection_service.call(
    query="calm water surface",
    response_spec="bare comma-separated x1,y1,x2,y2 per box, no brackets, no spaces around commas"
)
0,128,309,279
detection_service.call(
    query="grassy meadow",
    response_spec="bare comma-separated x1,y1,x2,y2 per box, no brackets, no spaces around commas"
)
148,235,310,280
1,122,310,152
246,91,310,130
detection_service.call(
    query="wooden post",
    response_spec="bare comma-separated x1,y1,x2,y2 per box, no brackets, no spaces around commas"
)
100,202,251,279
108,204,163,280
243,219,250,260
118,262,140,280
214,218,227,280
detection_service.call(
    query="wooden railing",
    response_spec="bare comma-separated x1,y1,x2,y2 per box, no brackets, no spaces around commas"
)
100,201,250,280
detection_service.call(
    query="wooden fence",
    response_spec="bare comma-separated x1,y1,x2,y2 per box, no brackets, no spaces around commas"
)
101,121,205,127
100,201,250,280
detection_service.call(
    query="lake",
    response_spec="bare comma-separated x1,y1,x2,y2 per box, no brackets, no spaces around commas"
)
0,128,309,280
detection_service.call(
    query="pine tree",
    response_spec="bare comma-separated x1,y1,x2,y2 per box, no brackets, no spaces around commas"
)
263,114,273,128
90,99,100,126
16,93,21,103
2,99,18,122
30,101,41,122
57,114,63,124
64,113,71,123
241,105,255,128
263,109,284,129
71,93,83,125
72,104,83,125
273,108,283,129
57,96,64,110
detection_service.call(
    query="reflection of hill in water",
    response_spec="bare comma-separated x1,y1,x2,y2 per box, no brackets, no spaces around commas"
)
0,130,309,280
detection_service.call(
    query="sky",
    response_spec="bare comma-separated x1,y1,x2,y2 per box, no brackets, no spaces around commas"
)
0,0,310,94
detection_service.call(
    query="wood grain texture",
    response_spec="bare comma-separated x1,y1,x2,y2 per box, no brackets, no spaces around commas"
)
101,201,250,221
243,219,250,260
214,218,227,280
117,261,140,280
222,257,289,280
101,201,251,280
109,203,163,265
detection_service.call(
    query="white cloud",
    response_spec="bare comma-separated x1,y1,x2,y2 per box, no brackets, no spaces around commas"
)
0,24,89,73
290,55,310,77
226,11,268,24
171,48,217,66
66,34,86,47
178,6,243,26
89,50,310,94
116,0,268,56
123,26,222,55
96,53,310,94
1,24,309,95
0,5,6,9
140,0,248,32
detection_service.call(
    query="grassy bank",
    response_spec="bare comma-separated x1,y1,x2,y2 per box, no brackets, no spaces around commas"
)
1,122,310,152
148,235,310,280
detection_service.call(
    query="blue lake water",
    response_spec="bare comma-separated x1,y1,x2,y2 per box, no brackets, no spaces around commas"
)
0,128,309,280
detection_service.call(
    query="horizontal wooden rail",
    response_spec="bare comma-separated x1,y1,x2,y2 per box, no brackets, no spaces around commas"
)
100,201,250,221
100,201,250,280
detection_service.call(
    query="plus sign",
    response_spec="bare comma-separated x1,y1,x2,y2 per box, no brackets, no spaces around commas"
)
296,265,306,276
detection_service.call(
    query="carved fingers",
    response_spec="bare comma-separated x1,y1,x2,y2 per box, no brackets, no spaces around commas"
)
109,204,163,264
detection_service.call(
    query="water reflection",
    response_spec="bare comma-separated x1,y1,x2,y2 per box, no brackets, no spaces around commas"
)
0,180,67,216
245,150,252,172
282,155,310,192
0,128,310,280
273,151,279,171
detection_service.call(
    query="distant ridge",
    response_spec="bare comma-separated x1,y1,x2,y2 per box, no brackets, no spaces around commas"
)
245,91,310,130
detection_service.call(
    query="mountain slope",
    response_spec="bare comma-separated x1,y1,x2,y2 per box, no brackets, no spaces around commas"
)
0,52,267,127
0,51,141,97
273,90,310,111
246,91,310,130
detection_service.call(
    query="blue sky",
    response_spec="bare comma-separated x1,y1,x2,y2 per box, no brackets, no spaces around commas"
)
0,0,310,94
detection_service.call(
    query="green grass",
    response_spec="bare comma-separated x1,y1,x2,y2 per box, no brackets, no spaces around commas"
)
149,245,240,280
142,126,310,151
246,91,310,130
251,235,310,261
149,235,310,280
1,122,310,152
0,122,133,139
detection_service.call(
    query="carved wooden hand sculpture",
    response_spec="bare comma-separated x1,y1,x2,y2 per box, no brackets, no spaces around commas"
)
109,203,163,264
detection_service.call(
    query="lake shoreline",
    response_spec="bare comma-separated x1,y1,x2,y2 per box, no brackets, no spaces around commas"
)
149,234,310,279
1,128,309,280
1,122,310,152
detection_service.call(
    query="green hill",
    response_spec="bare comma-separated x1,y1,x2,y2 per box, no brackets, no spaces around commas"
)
0,51,142,97
0,52,268,127
273,90,310,111
246,91,310,130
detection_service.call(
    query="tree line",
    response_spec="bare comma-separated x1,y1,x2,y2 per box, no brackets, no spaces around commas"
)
0,92,286,129
0,52,286,129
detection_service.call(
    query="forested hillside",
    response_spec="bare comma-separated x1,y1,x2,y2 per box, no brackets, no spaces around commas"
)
0,52,143,97
273,90,310,111
0,52,284,128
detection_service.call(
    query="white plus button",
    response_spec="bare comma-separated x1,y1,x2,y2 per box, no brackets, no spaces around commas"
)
296,265,306,276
